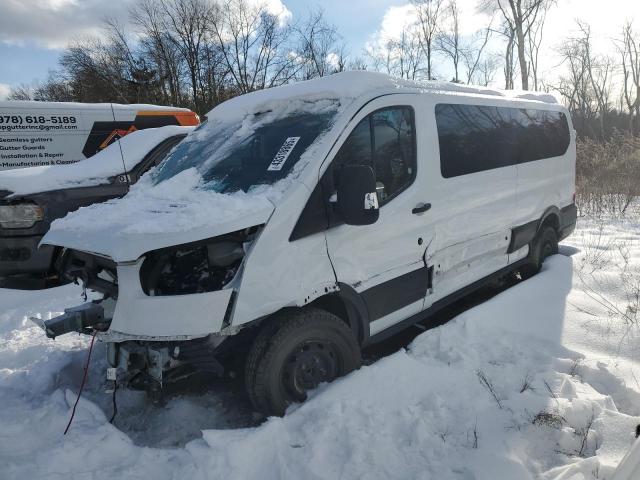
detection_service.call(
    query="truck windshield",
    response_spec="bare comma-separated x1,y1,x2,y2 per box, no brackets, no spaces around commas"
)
153,102,338,194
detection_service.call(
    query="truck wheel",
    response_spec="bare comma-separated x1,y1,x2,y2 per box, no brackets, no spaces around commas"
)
244,308,361,416
521,226,558,279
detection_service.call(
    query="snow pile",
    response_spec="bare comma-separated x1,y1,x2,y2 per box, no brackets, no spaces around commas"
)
1,214,640,479
0,126,194,196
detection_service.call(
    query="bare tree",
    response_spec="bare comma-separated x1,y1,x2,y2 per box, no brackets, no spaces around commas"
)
556,21,614,140
60,35,132,103
412,0,445,80
295,9,346,79
103,18,161,104
481,0,553,90
131,0,186,106
461,15,495,84
7,85,34,101
579,22,614,140
437,0,494,85
618,22,640,135
436,0,462,82
33,73,75,101
155,0,216,111
556,31,595,135
526,1,550,90
495,22,516,89
211,0,298,94
369,26,425,81
348,57,369,71
474,54,501,86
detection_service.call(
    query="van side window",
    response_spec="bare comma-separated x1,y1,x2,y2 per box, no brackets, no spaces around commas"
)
435,104,570,178
333,106,416,204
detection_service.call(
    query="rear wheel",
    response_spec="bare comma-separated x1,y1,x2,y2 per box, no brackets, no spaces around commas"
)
244,308,361,416
521,225,558,279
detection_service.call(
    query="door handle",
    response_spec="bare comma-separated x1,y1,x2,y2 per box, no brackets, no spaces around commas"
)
412,203,431,214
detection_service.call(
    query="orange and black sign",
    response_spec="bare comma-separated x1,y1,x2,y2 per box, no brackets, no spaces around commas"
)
82,110,199,157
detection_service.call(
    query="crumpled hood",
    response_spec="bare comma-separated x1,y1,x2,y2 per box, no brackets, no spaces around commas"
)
41,168,275,262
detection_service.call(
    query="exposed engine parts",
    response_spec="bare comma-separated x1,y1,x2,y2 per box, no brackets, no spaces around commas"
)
104,336,227,405
139,227,258,296
55,227,260,301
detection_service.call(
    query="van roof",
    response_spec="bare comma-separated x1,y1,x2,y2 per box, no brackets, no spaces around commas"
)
207,71,559,121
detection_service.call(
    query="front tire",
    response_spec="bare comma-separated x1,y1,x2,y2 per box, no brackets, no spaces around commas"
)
244,308,361,416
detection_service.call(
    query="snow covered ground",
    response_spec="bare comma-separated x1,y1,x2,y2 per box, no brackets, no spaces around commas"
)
1,213,639,480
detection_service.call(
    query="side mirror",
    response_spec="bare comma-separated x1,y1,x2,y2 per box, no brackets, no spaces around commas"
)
336,165,380,226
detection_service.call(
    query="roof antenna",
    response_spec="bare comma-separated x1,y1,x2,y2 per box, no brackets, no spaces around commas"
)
109,103,131,192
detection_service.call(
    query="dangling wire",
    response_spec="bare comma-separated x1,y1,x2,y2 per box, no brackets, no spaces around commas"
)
63,331,98,435
109,381,118,424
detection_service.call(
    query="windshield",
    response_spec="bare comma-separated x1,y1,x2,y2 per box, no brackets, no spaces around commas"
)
153,101,338,194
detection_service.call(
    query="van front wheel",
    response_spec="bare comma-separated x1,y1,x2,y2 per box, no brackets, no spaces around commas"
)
245,308,361,416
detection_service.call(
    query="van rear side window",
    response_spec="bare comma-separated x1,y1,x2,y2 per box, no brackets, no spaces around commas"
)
435,103,570,178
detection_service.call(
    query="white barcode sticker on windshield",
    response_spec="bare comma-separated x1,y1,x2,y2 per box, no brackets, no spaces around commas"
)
268,137,300,171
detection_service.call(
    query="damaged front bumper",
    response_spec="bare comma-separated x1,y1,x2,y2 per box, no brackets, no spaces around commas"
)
31,304,228,395
31,240,247,397
49,247,238,340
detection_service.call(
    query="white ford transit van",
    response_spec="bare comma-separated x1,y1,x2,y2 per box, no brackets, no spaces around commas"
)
36,72,577,416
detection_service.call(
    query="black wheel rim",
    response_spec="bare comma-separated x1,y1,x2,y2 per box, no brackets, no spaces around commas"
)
281,341,340,401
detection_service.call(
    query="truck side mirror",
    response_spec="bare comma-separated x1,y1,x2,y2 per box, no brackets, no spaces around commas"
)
336,165,380,226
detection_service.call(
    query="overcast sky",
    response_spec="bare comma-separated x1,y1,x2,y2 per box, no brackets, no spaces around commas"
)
0,0,639,99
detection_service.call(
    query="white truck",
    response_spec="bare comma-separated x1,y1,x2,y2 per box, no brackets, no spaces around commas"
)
0,101,199,170
35,71,577,416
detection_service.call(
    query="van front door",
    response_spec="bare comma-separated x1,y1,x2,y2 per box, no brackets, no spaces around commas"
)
323,96,433,335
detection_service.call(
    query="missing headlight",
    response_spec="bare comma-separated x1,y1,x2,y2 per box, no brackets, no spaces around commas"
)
139,227,258,296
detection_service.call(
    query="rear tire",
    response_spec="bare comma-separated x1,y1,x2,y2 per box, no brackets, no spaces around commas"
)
521,226,558,279
244,308,361,416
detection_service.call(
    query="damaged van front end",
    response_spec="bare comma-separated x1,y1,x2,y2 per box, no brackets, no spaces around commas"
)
37,223,265,396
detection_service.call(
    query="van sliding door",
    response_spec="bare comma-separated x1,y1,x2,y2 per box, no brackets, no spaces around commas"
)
426,101,517,305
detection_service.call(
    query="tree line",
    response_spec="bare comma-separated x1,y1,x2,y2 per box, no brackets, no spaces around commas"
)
9,0,354,115
8,0,640,141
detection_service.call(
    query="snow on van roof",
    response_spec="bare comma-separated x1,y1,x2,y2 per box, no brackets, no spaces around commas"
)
0,125,194,197
206,71,559,122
